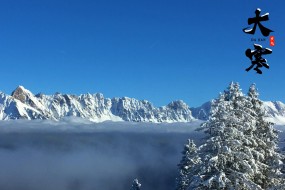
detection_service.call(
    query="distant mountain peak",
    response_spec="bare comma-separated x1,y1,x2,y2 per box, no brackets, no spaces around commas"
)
167,100,189,109
11,85,26,95
11,85,33,104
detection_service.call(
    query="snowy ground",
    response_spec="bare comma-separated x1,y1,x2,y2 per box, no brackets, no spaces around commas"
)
0,119,283,190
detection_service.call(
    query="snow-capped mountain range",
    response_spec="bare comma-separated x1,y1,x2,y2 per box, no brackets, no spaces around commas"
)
0,86,285,124
0,86,193,122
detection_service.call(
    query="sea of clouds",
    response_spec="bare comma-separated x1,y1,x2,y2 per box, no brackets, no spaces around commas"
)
0,118,284,190
0,118,204,190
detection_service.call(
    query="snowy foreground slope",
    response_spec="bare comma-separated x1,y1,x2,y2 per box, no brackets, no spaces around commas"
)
0,86,285,124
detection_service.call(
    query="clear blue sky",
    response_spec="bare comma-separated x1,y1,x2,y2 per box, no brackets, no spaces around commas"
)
0,0,284,107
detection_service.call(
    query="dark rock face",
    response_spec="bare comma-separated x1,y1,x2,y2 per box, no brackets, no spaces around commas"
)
11,86,38,109
11,86,27,104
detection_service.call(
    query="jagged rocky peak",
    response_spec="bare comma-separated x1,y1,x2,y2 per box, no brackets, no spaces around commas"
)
35,93,44,98
190,101,211,120
95,93,104,100
11,85,34,104
166,100,189,110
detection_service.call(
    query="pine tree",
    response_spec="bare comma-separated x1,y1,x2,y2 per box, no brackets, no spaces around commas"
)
247,84,284,189
175,139,201,190
130,178,141,190
194,82,262,189
180,82,285,190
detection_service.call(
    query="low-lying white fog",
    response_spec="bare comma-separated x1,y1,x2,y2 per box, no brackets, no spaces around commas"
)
0,119,204,190
0,119,284,190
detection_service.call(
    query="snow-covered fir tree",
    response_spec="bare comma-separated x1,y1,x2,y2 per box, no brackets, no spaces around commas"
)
130,178,141,190
247,84,284,189
175,139,201,190
176,82,284,190
196,82,263,189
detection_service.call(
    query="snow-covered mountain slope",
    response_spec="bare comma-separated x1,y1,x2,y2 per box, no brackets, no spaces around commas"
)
0,86,194,123
191,100,285,125
190,101,211,120
263,101,285,125
111,98,193,122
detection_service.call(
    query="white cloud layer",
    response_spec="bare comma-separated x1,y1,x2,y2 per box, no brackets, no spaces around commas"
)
0,119,203,190
0,118,283,190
